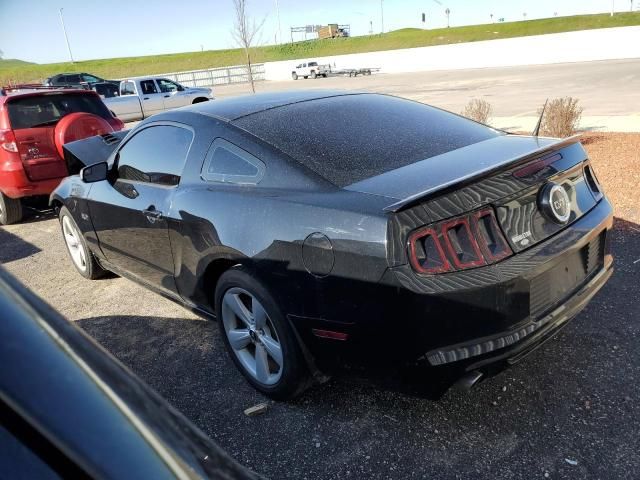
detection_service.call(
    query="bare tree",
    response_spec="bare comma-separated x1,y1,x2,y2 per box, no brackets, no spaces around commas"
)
231,0,264,93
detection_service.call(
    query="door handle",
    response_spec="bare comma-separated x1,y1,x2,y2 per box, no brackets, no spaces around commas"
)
143,97,149,100
143,206,163,223
163,95,170,98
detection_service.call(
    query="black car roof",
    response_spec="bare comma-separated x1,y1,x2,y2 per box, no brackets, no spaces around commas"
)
188,90,363,121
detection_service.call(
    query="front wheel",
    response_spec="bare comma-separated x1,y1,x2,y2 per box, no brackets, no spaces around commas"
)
291,72,298,80
0,192,23,225
216,268,309,399
59,206,106,279
310,71,317,79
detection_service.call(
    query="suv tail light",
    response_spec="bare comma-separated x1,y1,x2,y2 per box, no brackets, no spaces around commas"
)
0,129,18,153
407,208,512,275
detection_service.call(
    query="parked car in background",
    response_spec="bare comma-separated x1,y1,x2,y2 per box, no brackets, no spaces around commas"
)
44,72,119,91
0,86,124,224
51,91,613,400
104,77,213,122
0,266,260,479
292,61,331,80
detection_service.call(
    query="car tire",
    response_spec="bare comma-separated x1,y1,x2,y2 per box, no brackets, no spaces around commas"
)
304,76,308,79
292,72,298,80
310,71,317,79
0,192,23,225
59,206,106,280
216,267,309,399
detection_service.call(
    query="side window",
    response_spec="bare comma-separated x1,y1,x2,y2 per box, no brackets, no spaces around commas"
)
121,81,135,95
116,125,193,186
157,79,180,93
82,74,100,83
140,80,158,95
303,63,307,68
202,138,265,184
67,74,81,83
296,64,302,68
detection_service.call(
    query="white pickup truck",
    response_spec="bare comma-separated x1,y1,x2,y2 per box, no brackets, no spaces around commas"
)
291,62,331,80
104,77,213,122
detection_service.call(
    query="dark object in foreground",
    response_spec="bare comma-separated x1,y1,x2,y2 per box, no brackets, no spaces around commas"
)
51,91,613,399
0,267,260,479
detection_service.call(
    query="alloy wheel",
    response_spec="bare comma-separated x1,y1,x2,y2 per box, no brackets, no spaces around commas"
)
221,287,283,385
62,215,87,272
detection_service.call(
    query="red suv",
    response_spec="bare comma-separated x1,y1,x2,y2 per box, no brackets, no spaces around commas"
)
0,87,124,224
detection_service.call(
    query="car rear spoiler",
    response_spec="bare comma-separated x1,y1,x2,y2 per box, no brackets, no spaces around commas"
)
380,134,583,213
63,131,128,175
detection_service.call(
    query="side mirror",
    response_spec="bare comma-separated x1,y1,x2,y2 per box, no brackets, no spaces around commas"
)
80,162,108,183
177,85,184,92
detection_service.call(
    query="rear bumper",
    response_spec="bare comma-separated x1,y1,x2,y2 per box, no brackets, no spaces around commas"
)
425,255,612,370
0,167,64,199
294,198,614,372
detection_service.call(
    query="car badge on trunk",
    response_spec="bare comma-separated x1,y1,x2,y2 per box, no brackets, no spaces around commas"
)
539,183,571,224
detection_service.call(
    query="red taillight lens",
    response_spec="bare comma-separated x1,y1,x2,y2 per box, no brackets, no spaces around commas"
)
472,209,511,262
441,217,486,269
407,208,512,275
0,129,18,153
408,227,452,274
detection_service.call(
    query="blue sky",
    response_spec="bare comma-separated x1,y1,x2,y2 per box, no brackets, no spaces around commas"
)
0,0,631,64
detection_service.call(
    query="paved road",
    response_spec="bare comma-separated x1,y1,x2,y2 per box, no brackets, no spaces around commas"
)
211,59,640,132
1,208,639,479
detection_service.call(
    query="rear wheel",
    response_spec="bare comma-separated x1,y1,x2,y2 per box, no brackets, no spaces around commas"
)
59,206,106,279
216,268,309,399
0,192,23,225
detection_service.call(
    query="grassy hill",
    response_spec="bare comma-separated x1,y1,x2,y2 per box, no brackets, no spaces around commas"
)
2,11,639,84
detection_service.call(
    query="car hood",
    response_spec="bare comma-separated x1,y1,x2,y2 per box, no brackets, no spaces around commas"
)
187,87,213,95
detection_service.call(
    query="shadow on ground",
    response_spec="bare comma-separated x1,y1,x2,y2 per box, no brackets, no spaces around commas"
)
0,228,41,264
75,219,640,480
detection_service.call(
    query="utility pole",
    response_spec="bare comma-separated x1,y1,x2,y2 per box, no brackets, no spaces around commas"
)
380,0,384,33
445,7,450,27
275,0,282,43
59,8,74,63
611,0,615,15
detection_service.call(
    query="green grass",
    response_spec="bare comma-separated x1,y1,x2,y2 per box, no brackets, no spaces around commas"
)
2,12,639,84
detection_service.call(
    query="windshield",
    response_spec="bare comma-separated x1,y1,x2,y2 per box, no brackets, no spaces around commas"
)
7,93,112,130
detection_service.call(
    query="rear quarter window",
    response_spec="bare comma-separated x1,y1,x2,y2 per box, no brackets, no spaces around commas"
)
7,94,113,130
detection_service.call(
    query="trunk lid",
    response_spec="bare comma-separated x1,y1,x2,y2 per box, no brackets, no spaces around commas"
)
345,135,580,212
376,135,602,268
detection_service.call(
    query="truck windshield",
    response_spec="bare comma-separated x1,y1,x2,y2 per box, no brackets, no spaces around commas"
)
7,93,113,130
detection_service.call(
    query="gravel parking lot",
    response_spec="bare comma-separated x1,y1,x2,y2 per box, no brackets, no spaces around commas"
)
2,77,640,478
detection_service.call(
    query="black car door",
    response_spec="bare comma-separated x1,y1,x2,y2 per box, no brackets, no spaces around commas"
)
87,123,194,294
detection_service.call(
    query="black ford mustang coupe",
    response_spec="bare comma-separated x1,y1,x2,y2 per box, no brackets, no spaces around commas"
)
51,91,613,399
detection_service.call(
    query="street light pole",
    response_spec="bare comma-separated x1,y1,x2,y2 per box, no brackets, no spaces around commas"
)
59,8,74,63
274,0,282,44
381,0,384,33
611,0,615,15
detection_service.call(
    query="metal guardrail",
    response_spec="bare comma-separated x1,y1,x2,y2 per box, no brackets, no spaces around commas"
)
157,63,265,88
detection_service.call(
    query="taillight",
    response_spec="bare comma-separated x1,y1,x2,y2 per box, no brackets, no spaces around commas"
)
0,129,18,153
407,208,512,275
472,209,511,262
408,227,451,274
